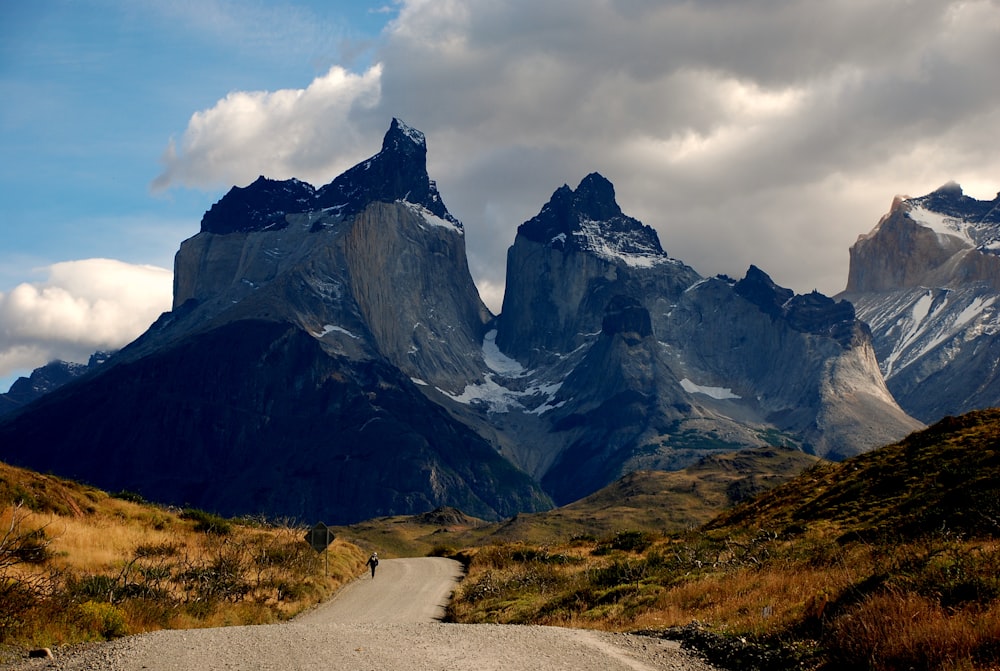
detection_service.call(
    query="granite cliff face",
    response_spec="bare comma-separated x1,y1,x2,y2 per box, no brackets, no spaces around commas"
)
167,119,490,394
840,183,1000,422
489,177,919,502
0,120,924,520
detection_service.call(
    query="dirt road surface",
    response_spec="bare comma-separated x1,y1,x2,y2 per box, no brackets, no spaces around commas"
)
9,557,720,670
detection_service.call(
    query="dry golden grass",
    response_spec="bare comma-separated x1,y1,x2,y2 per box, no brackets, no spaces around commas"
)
445,526,1000,670
0,463,367,651
828,590,1000,671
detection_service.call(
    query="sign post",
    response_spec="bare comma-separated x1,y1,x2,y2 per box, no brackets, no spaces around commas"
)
306,522,335,576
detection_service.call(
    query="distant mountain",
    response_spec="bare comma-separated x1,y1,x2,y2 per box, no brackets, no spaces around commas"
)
0,351,112,417
0,119,921,523
839,183,1000,422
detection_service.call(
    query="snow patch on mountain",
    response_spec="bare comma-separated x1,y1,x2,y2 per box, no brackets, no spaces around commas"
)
575,218,672,268
482,330,525,376
312,324,359,339
680,378,741,400
956,295,996,328
439,332,565,413
442,374,563,414
442,374,521,412
394,118,426,147
907,205,974,246
526,383,567,415
402,201,463,235
881,291,944,377
854,286,1000,381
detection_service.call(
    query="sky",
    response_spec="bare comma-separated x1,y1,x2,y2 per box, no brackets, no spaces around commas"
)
2,0,999,392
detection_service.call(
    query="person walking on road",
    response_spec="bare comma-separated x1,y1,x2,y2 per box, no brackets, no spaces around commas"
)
367,552,379,578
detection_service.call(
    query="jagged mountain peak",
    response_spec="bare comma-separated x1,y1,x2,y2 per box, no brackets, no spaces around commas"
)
570,172,624,221
383,117,427,153
517,172,668,268
734,265,794,319
201,176,316,235
912,181,1000,219
736,266,856,346
847,181,1000,294
842,181,1000,423
316,117,455,224
199,119,457,236
901,182,1000,252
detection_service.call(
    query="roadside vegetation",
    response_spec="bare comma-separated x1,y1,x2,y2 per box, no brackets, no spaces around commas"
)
444,409,1000,671
4,409,998,670
0,463,366,660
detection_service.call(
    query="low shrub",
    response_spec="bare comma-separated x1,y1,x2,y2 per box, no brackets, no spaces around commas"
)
77,601,129,639
180,508,232,535
112,490,146,504
593,530,655,555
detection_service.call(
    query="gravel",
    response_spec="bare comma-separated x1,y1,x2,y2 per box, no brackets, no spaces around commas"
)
4,557,720,671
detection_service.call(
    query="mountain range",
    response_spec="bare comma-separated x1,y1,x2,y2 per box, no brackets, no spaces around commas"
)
2,118,982,524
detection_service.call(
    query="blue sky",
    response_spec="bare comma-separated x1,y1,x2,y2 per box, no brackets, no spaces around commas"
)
0,1,394,389
1,1,389,277
2,1,1000,392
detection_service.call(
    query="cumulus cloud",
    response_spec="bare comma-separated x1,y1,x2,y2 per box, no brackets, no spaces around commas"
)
0,260,172,381
152,64,384,192
152,0,1000,306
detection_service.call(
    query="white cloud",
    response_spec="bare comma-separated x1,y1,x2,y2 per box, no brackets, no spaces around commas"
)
152,63,384,192
0,259,172,381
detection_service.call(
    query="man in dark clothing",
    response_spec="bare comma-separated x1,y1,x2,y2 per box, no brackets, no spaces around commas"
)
367,552,379,578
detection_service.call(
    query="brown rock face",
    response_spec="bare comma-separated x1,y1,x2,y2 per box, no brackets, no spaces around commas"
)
846,192,1000,293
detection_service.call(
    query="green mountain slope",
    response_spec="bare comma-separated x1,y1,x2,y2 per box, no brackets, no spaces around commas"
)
708,408,1000,540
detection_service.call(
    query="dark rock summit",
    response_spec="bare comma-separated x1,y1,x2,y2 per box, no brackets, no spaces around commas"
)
734,265,794,319
517,173,663,259
315,118,455,223
497,174,681,365
911,181,1000,228
201,177,315,235
200,118,456,237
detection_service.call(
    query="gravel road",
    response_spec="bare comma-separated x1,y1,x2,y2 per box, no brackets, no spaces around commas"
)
8,557,719,671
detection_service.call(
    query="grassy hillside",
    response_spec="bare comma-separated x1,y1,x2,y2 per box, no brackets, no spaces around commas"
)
709,409,1000,538
445,410,1000,671
335,446,819,555
0,462,366,659
497,447,820,543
